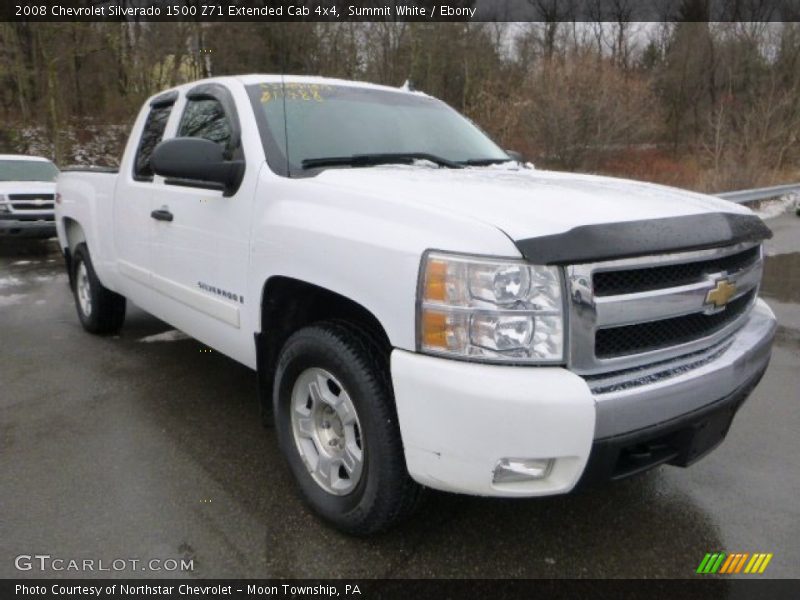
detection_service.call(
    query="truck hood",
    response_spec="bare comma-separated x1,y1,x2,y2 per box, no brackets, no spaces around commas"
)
310,165,768,263
312,164,750,239
0,181,56,196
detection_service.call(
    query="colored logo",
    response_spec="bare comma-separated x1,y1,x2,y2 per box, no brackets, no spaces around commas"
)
696,552,773,574
705,278,737,308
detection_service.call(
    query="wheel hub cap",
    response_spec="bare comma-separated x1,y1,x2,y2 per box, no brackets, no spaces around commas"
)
76,262,92,317
290,367,364,496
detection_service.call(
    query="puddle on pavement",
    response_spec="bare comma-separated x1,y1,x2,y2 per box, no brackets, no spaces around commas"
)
761,253,800,304
0,239,59,270
775,326,800,351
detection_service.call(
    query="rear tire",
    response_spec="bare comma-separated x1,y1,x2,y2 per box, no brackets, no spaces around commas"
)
71,243,126,335
273,321,422,535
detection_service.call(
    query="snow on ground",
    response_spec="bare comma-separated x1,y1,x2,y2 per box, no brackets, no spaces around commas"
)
12,260,34,266
752,193,799,220
138,330,190,343
0,293,27,308
33,274,66,283
0,276,23,289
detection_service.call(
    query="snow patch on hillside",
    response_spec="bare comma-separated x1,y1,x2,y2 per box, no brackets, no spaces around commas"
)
8,122,128,168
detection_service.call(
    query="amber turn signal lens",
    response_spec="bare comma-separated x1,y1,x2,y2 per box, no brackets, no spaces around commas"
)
421,309,448,349
423,259,448,302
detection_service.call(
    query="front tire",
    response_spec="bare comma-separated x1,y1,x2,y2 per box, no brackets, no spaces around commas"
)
71,243,126,334
273,321,422,535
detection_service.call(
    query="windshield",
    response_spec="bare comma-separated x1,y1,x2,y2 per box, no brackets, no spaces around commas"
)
248,82,509,176
0,159,59,182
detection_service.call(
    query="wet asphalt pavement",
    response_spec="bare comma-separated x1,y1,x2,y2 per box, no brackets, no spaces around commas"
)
1,210,798,580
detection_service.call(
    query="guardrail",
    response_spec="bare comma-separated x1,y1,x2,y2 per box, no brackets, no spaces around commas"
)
715,183,800,204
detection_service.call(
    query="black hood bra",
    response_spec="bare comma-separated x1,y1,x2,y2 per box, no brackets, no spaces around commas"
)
514,212,773,265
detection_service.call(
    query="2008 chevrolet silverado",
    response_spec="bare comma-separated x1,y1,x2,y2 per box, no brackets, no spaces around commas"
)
55,75,776,534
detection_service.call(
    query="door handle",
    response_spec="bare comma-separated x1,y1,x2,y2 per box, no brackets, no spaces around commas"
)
150,208,173,222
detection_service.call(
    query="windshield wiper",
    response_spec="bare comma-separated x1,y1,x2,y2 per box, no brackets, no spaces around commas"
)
301,153,464,170
458,158,516,166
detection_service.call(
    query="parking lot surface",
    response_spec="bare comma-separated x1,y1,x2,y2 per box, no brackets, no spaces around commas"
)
1,210,798,579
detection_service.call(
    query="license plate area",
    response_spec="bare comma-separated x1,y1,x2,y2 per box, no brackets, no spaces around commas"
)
668,404,737,467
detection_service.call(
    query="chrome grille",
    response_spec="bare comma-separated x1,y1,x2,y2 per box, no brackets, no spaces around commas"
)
595,289,754,358
593,246,760,296
566,242,762,375
8,193,55,211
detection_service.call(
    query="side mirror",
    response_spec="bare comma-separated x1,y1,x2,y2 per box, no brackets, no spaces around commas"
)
150,137,244,197
506,150,524,164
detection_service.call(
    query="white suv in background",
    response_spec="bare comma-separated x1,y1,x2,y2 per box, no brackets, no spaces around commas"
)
0,154,59,239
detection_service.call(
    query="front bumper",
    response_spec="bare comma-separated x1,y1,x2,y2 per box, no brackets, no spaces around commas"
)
390,299,776,497
0,215,56,238
577,365,767,488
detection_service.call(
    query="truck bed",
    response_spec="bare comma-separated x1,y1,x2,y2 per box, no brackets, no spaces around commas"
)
55,168,119,281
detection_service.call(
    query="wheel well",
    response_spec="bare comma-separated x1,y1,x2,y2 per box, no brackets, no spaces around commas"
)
256,277,392,419
62,218,87,289
63,217,86,252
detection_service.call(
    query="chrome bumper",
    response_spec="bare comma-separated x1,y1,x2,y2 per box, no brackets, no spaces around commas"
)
590,298,776,439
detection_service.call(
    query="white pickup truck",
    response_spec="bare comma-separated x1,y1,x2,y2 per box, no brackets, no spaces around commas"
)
56,75,776,534
0,154,59,238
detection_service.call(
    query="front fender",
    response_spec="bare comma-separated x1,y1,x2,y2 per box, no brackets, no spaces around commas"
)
246,166,521,350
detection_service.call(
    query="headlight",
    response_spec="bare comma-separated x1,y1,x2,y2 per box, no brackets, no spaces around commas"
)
0,195,9,214
417,251,565,363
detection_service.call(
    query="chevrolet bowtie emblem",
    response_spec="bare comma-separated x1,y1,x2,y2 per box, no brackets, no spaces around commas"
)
705,279,737,308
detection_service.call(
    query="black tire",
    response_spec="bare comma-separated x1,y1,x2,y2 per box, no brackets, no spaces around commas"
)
71,243,126,335
273,321,422,535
